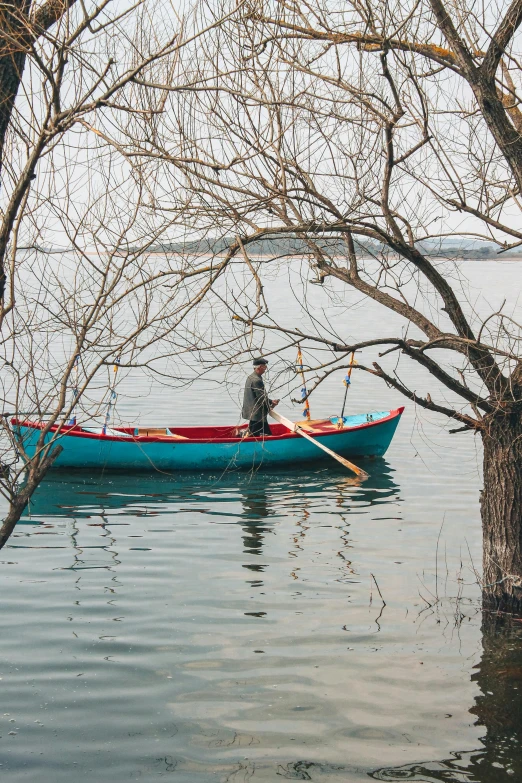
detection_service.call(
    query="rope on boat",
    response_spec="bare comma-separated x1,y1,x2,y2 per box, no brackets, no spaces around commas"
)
296,344,311,420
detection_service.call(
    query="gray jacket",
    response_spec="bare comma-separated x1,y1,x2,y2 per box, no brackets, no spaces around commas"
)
242,372,273,421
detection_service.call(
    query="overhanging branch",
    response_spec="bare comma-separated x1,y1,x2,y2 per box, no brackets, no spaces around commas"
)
370,362,481,430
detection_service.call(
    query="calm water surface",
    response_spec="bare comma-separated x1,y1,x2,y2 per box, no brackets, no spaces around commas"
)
1,260,521,781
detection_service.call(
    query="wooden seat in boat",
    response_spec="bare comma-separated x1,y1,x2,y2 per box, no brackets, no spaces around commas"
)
137,427,189,440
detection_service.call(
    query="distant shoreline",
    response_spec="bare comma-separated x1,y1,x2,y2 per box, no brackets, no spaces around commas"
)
22,247,522,261
139,251,522,262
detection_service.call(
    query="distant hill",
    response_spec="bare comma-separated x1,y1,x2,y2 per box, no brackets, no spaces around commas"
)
151,235,521,259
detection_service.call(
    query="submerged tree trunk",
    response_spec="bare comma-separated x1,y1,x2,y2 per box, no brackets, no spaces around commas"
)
0,444,62,550
481,412,522,614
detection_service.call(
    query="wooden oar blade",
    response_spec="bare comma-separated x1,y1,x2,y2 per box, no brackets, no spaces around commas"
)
328,449,369,477
270,410,369,479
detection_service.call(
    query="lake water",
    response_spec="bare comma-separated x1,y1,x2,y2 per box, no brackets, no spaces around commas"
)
0,260,521,781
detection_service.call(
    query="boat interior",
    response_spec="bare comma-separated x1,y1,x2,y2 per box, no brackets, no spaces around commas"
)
118,418,341,440
75,412,392,441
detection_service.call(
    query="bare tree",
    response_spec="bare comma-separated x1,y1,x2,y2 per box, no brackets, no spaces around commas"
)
131,0,522,612
0,0,237,546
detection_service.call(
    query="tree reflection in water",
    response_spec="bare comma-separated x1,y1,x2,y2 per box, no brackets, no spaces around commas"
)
371,752,479,781
371,619,522,782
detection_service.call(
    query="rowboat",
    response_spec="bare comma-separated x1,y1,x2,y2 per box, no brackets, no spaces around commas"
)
12,407,404,471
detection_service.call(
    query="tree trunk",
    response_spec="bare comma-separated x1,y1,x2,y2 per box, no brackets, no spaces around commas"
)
481,412,522,614
0,0,31,170
0,443,62,549
472,81,522,198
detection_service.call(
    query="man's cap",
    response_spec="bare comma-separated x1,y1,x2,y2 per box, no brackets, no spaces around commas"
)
253,357,268,366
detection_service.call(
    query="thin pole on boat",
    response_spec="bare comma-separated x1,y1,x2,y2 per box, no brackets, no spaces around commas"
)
103,357,120,435
270,409,369,478
340,352,356,421
68,354,80,425
296,344,311,421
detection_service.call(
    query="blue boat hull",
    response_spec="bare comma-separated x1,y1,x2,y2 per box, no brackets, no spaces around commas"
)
13,409,403,471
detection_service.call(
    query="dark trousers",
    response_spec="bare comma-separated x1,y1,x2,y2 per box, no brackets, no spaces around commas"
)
249,419,272,437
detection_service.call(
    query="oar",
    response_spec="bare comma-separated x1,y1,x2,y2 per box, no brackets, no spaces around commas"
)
270,409,369,479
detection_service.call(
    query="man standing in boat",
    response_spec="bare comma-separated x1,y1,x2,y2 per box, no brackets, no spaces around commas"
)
242,358,280,437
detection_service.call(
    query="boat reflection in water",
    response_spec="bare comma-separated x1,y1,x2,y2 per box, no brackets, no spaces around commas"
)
24,459,400,553
20,462,401,611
